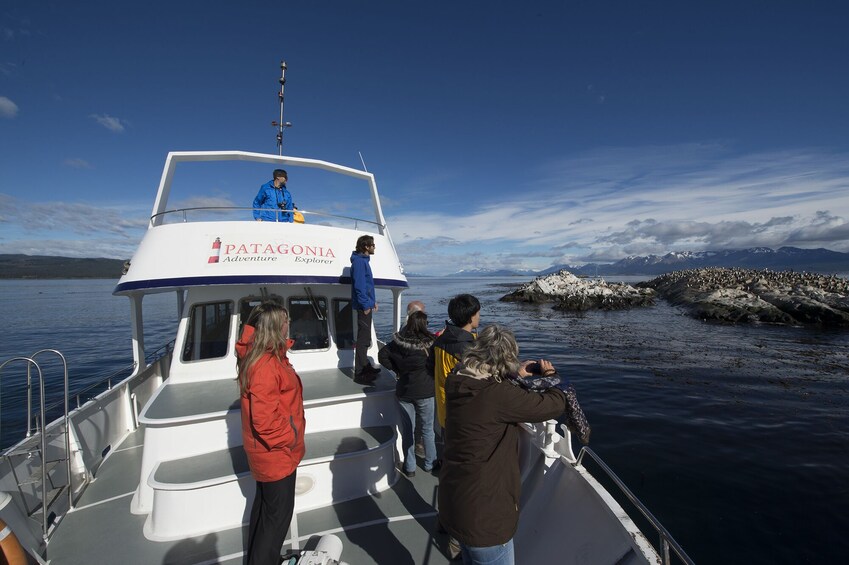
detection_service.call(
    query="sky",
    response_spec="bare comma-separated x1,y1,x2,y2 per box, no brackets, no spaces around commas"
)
2,1,849,276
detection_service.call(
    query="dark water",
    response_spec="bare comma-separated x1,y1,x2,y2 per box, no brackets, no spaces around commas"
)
2,277,848,564
384,277,849,564
0,279,178,440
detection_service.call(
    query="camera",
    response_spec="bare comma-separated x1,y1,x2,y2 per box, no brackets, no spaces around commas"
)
278,202,287,210
525,361,542,375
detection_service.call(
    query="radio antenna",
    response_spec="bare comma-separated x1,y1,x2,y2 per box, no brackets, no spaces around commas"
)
271,60,292,155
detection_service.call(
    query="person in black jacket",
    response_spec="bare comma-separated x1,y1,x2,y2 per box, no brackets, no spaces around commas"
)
378,311,437,477
439,324,589,565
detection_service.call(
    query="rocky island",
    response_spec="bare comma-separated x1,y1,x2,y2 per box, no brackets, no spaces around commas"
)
639,268,849,327
500,270,655,310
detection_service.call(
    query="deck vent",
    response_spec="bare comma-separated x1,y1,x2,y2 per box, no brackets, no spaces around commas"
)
294,474,314,495
101,445,111,459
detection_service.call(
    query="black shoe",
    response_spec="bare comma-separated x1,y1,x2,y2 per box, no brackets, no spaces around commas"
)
429,459,442,473
353,373,376,385
354,365,380,377
402,468,415,478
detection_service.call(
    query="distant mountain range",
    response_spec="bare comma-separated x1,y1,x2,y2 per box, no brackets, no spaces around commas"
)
0,254,126,279
447,268,539,278
451,247,849,277
4,247,848,280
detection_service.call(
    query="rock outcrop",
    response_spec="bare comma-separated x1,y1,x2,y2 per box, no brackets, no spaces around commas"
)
500,270,655,311
639,268,849,326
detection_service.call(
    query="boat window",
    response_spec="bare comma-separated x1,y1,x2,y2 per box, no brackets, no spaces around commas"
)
238,294,285,337
332,298,355,349
288,297,330,351
181,301,233,362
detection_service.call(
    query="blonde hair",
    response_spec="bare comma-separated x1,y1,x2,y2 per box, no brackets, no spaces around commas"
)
460,324,520,381
237,302,290,394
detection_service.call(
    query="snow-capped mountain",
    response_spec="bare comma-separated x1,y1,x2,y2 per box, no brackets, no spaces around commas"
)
554,247,849,276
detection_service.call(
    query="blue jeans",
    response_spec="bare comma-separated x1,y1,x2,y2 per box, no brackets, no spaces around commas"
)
460,538,514,565
398,397,436,472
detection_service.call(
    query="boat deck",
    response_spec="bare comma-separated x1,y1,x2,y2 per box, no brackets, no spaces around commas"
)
141,367,397,423
48,369,456,565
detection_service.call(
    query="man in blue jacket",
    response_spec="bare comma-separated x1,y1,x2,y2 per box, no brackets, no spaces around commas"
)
351,234,381,384
253,169,294,222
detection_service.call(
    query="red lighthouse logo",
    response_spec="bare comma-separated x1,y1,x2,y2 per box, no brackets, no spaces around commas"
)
208,237,222,263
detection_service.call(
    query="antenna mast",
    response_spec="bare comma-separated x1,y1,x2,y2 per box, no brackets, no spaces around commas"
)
271,60,292,155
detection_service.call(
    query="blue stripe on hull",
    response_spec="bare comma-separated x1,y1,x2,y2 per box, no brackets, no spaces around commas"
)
114,274,408,294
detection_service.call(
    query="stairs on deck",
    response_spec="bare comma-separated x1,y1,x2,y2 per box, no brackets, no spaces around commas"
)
145,426,396,541
2,416,84,543
5,434,67,519
134,368,401,541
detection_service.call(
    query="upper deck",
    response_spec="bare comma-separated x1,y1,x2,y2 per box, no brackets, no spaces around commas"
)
114,151,408,296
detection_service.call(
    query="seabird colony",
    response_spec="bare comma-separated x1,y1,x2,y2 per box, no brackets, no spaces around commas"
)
501,267,849,327
640,267,849,326
500,270,655,310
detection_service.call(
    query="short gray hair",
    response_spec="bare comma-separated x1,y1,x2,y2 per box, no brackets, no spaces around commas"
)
406,300,425,315
460,324,520,380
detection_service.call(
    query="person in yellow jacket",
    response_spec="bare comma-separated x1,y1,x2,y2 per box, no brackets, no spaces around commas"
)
428,294,481,429
428,293,480,560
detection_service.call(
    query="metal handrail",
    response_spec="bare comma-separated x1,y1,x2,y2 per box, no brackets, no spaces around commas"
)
0,357,42,452
29,350,72,512
34,363,134,417
576,447,695,565
0,356,49,542
145,340,175,363
1,342,175,543
32,341,172,426
149,206,384,228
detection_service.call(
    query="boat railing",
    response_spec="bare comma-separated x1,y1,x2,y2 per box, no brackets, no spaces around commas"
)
36,341,173,420
575,445,695,565
0,341,175,545
43,363,135,416
0,351,69,544
150,206,384,231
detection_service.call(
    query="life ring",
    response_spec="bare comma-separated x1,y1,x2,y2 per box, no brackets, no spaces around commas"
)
0,518,27,565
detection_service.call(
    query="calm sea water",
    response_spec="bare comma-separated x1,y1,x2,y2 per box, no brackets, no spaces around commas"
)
1,276,848,564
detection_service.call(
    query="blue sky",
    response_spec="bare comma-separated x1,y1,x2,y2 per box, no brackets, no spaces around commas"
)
2,1,849,276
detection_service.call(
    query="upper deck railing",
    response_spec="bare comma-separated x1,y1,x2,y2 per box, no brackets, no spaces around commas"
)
150,206,385,233
150,152,388,233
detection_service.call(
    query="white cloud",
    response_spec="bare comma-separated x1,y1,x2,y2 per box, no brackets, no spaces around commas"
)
0,238,137,259
0,193,152,259
63,158,93,169
4,144,849,275
174,196,238,208
2,195,148,239
387,144,849,273
0,96,19,118
89,113,127,132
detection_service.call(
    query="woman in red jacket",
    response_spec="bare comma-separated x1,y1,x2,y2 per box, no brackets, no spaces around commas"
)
236,302,306,565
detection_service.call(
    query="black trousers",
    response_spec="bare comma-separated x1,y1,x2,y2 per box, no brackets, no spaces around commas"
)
355,308,372,375
246,471,297,565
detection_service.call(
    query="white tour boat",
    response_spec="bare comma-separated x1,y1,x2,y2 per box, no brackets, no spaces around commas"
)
0,67,692,565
